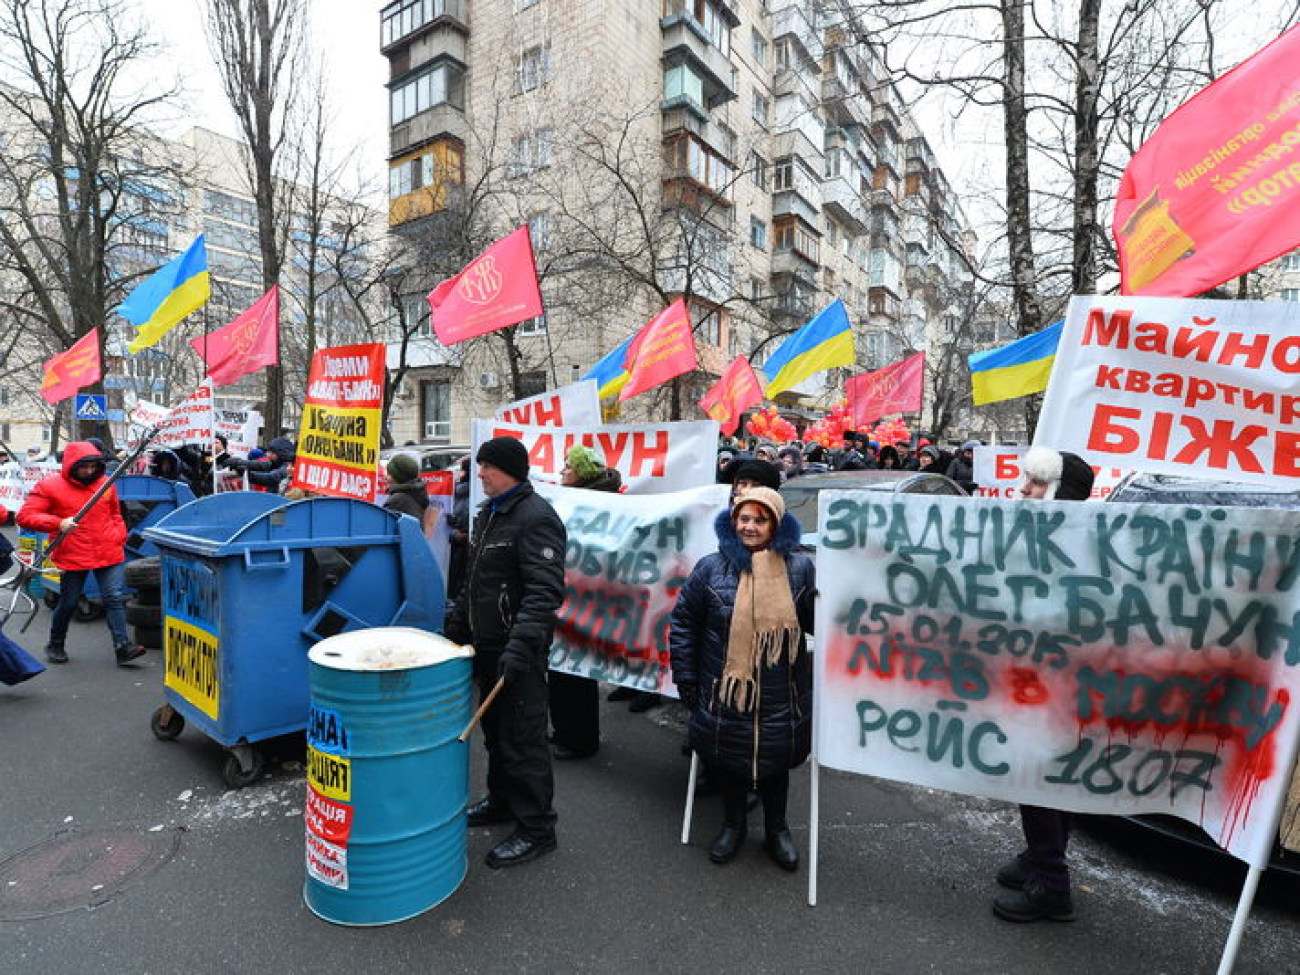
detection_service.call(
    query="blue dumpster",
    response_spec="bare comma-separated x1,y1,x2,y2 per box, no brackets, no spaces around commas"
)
303,627,472,925
41,475,197,615
142,494,446,788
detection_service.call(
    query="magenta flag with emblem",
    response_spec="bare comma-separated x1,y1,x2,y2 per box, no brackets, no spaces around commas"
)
427,225,544,345
847,351,925,427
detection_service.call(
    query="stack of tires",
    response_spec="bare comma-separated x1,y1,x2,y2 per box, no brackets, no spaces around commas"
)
124,557,163,650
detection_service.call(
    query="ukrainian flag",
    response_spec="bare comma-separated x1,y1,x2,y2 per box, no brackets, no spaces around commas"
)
762,299,855,398
121,235,211,354
583,333,635,400
967,319,1063,406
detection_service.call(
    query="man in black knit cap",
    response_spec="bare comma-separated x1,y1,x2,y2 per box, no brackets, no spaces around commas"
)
445,435,566,868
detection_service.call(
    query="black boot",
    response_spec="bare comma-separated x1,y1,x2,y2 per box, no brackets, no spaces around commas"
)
764,829,799,871
708,823,746,864
45,643,68,664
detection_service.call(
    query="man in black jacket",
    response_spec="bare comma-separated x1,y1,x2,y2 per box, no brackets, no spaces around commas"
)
444,436,566,869
228,436,295,491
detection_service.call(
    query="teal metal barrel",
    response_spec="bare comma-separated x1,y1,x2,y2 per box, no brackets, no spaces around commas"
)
303,627,473,925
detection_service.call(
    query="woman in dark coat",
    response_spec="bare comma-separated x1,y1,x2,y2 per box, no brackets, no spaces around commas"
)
549,445,623,760
669,486,815,871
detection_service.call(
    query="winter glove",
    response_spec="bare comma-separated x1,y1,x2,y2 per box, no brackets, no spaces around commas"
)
498,649,532,683
676,682,699,712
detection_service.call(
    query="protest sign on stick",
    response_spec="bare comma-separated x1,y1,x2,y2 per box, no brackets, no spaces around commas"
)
537,482,729,694
290,344,385,502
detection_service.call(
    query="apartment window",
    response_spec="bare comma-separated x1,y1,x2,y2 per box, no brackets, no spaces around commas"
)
690,298,723,347
748,152,768,190
1284,253,1300,271
0,423,9,441
381,0,452,48
664,64,706,111
204,189,257,226
420,380,451,439
528,212,553,250
516,0,542,9
511,129,553,176
389,61,465,123
519,371,548,397
402,294,432,336
517,312,548,336
388,142,464,199
517,44,552,92
749,216,767,250
0,387,8,406
773,158,792,192
775,38,790,71
750,28,768,66
663,0,731,56
663,133,735,199
827,221,839,249
773,216,820,262
752,90,770,126
1283,289,1300,302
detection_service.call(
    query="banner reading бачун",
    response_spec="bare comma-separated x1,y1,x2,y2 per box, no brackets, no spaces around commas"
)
290,344,385,502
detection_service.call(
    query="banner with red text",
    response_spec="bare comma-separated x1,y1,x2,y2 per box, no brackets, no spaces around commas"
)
468,417,719,519
1035,296,1300,486
972,445,1126,500
127,381,214,448
537,482,730,694
290,344,385,501
495,379,601,428
815,490,1300,868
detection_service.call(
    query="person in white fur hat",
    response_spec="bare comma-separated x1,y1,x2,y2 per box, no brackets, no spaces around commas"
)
994,445,1095,922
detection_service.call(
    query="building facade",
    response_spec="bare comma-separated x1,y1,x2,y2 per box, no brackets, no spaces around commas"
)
380,0,976,444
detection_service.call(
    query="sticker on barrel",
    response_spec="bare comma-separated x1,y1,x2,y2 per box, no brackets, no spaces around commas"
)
305,785,353,845
307,705,350,756
305,831,349,890
307,744,351,801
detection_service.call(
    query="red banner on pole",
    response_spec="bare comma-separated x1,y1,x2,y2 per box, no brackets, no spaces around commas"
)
290,343,385,501
618,298,697,402
699,355,764,436
40,329,102,405
190,284,279,386
1114,25,1300,296
427,225,544,345
846,351,925,427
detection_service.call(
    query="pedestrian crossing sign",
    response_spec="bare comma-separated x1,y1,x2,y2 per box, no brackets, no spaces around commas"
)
74,394,108,421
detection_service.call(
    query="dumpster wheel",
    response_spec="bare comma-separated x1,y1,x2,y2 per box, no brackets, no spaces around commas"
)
150,705,185,741
222,746,265,789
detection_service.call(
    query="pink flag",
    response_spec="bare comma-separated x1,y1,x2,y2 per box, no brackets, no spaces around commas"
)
618,298,698,402
41,329,103,405
846,352,925,427
427,225,544,345
190,285,279,386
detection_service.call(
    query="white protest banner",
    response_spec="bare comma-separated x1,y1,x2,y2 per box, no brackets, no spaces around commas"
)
128,382,214,448
1037,295,1300,487
469,417,719,517
972,445,1126,500
814,490,1300,869
0,464,26,509
214,408,261,458
495,379,601,428
537,481,730,694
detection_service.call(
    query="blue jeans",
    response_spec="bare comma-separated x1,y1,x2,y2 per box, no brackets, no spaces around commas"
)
49,562,129,649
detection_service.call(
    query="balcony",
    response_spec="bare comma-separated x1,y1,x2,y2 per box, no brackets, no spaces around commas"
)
380,0,468,54
905,137,935,174
661,16,737,108
822,174,868,236
822,76,870,129
390,105,469,158
773,188,820,227
772,4,821,63
771,249,819,286
871,98,901,137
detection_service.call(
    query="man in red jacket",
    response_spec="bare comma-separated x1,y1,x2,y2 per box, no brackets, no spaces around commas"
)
17,442,143,665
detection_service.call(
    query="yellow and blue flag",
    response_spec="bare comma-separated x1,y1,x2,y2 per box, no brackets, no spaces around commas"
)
762,299,855,398
967,320,1062,406
583,333,635,400
121,235,211,354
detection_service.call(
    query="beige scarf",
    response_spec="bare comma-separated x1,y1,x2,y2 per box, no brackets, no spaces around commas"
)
719,548,801,712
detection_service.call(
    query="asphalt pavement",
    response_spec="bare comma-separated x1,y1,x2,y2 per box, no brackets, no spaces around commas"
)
2,586,1299,974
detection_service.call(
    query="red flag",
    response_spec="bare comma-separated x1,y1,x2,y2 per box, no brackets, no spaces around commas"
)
846,352,925,427
1114,26,1300,296
189,284,279,386
699,356,764,436
427,225,544,345
618,298,697,401
40,329,102,405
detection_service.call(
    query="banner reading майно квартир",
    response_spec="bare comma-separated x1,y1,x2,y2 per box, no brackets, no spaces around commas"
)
291,343,385,502
815,490,1300,869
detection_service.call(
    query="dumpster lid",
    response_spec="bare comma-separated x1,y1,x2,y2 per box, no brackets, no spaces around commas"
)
308,627,472,672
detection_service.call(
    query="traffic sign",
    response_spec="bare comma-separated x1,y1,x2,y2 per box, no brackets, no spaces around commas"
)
74,394,108,421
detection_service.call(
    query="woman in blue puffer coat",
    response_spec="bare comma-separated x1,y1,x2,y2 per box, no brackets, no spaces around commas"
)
669,486,815,871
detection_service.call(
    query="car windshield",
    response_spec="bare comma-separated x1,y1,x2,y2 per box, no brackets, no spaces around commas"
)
1107,473,1300,509
780,470,967,534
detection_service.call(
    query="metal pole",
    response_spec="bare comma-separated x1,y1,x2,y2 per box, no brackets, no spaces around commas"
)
681,751,699,845
1216,865,1264,975
808,756,819,907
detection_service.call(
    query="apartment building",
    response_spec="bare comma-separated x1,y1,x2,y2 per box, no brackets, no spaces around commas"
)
380,0,975,444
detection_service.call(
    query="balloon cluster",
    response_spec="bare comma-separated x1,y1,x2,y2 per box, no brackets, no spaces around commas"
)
745,406,797,443
802,399,913,449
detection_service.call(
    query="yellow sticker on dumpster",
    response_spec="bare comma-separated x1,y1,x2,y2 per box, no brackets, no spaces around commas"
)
164,616,220,720
307,745,352,801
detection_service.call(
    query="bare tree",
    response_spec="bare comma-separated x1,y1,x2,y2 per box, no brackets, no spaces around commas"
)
205,0,305,437
0,0,180,449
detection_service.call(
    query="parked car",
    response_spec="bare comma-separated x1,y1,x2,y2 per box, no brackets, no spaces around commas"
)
380,444,470,476
1104,471,1300,879
779,470,968,545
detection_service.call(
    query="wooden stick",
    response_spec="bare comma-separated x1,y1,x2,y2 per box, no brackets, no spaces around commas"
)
458,676,505,741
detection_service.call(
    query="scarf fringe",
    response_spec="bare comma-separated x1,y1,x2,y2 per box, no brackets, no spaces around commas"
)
719,626,803,713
